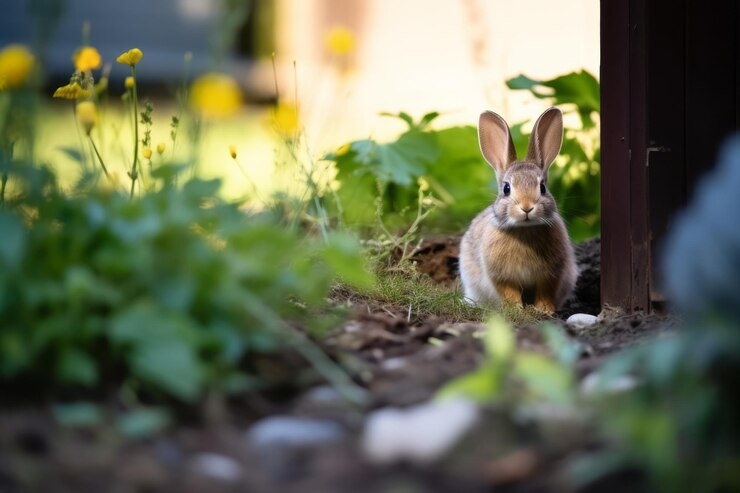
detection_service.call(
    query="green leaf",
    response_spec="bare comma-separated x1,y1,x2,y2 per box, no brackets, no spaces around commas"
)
54,402,103,428
539,323,582,367
418,111,441,129
131,341,202,401
116,408,171,438
56,146,85,163
484,315,515,363
324,232,374,289
0,213,25,268
506,70,600,128
514,353,574,404
374,130,437,186
57,348,98,386
110,304,203,400
436,364,503,402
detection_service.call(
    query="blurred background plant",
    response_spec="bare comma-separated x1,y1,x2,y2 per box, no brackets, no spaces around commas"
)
324,70,600,243
0,2,375,406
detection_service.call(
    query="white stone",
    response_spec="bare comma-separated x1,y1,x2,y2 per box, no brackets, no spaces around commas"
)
191,453,242,482
566,313,599,329
581,372,639,396
246,416,343,449
361,399,478,465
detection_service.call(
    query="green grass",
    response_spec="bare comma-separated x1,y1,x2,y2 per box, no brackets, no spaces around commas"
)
337,261,548,326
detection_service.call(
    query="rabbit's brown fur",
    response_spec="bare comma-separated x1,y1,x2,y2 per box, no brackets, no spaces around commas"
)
459,108,577,313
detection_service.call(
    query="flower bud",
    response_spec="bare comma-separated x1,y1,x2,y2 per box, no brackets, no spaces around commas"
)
76,101,97,135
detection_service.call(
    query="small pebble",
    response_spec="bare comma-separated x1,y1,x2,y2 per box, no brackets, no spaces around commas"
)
190,453,242,482
362,399,478,465
581,372,638,396
246,416,344,449
566,313,599,329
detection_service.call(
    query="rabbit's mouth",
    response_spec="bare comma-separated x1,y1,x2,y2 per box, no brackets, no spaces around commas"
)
508,213,549,228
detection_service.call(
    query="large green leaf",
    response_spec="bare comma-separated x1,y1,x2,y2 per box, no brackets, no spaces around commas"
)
507,70,600,128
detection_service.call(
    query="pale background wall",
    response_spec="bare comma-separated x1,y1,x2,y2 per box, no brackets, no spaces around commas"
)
275,0,599,148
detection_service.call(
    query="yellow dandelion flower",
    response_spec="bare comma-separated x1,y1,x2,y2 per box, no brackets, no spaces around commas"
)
142,148,152,159
116,48,143,66
336,143,351,156
189,73,242,120
325,27,356,56
0,44,35,90
157,143,166,155
53,82,90,100
76,101,97,135
74,46,102,72
271,102,299,137
124,76,134,89
229,145,237,159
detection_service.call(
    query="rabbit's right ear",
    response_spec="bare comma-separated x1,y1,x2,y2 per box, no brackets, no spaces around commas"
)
479,111,517,179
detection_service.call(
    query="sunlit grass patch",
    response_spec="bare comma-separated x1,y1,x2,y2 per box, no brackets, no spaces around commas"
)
337,261,549,326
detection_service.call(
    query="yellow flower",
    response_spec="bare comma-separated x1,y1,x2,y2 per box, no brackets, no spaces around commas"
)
325,27,356,56
76,101,97,135
336,143,351,156
189,73,242,120
53,82,90,100
157,143,166,155
271,102,299,137
116,48,143,67
229,145,237,159
124,76,134,89
74,46,101,72
142,148,152,159
0,44,35,90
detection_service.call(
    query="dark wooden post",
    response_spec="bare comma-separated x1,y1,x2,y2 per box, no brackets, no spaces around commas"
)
600,0,739,313
600,0,650,312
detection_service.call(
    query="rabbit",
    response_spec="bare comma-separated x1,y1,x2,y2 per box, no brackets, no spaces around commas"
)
459,107,577,313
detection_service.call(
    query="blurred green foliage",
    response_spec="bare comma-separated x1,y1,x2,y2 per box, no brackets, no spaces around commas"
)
324,112,493,233
325,71,601,241
0,163,371,401
507,70,601,241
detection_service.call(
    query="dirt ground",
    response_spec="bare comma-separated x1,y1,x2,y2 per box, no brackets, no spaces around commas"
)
0,237,674,493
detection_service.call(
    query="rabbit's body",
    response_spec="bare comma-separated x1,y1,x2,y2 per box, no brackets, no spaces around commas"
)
459,108,577,313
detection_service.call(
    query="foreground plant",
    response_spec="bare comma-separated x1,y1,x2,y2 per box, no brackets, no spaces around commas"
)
117,48,144,197
0,164,372,403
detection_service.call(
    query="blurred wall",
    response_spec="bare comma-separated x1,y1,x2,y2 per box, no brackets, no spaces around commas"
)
276,0,599,147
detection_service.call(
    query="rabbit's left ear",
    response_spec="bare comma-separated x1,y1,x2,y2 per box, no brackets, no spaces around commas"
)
526,107,563,172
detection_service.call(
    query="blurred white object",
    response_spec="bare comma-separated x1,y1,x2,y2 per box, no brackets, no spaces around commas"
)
580,372,638,396
190,453,243,482
566,313,599,330
362,399,478,465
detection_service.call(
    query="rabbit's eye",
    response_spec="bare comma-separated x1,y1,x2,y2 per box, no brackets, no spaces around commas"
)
540,182,546,194
503,182,511,196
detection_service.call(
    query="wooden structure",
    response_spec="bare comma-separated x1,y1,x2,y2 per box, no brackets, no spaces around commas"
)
600,0,740,312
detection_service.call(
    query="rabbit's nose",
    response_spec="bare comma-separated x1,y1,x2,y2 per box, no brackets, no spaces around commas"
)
521,207,534,214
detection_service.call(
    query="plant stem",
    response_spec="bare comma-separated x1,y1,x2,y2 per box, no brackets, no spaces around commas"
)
130,65,140,198
88,135,109,177
241,291,367,406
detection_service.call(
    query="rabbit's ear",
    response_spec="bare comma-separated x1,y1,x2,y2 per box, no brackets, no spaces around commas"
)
479,111,517,178
526,107,563,172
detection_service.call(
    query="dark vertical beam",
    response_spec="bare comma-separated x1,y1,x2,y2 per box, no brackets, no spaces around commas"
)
627,0,650,311
646,0,686,302
684,0,738,191
600,0,633,310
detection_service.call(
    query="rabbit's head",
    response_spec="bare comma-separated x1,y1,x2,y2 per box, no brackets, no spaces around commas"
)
478,107,564,228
